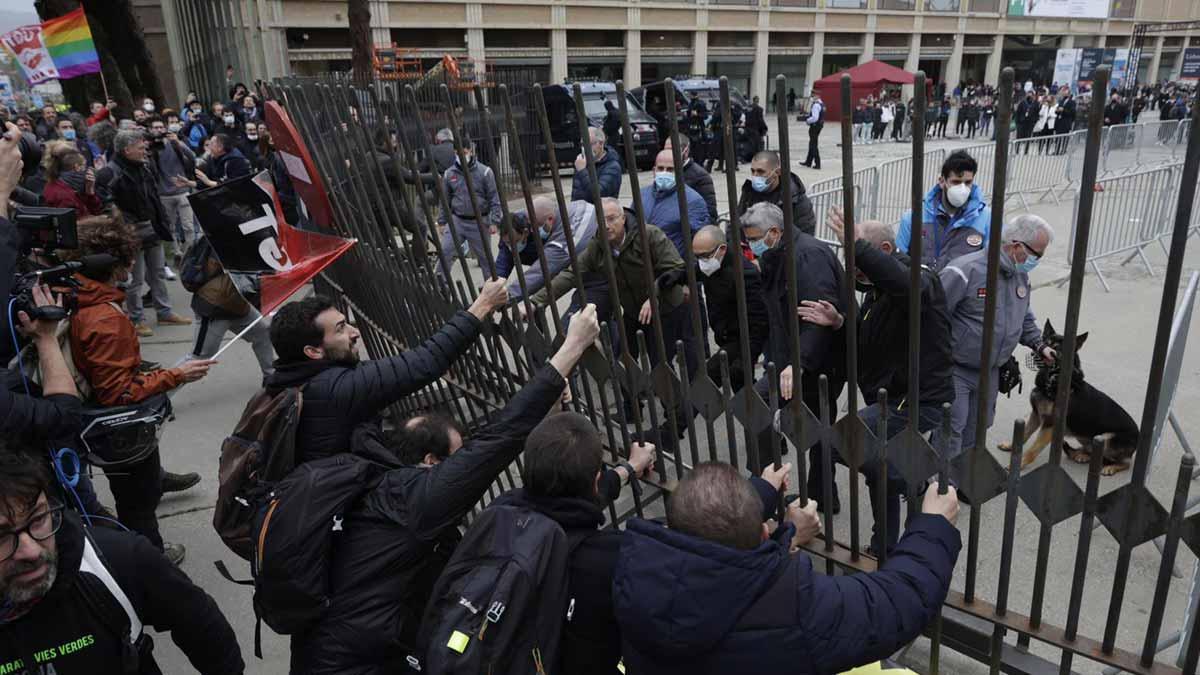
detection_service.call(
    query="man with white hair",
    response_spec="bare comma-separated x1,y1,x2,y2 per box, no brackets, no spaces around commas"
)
495,196,599,299
939,214,1057,460
570,128,622,202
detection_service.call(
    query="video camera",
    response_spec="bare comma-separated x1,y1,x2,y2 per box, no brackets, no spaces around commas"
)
7,206,113,324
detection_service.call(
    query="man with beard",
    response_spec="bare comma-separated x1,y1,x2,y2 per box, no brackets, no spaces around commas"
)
0,450,244,674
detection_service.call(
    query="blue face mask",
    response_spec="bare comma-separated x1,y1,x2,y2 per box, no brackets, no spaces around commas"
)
63,129,76,141
518,237,530,253
654,172,675,191
751,175,771,193
539,227,550,241
1017,253,1039,274
749,236,771,258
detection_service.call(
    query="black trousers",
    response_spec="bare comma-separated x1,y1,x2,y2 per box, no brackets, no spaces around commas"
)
104,445,164,549
754,372,846,506
804,122,822,168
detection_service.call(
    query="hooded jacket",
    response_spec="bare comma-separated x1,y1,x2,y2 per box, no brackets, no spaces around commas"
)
639,181,710,255
0,510,244,674
736,172,817,237
68,275,183,406
612,513,961,674
570,146,623,202
896,184,990,271
289,365,568,674
209,147,252,183
265,310,483,464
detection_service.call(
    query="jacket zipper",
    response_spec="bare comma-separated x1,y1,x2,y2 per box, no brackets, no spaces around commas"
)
256,498,279,569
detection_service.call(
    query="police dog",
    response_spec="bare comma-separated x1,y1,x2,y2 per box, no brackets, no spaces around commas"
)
999,320,1139,475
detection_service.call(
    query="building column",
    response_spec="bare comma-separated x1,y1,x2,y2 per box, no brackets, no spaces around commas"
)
550,5,567,83
860,13,877,65
903,32,921,98
751,8,770,100
693,28,708,74
625,9,641,86
984,34,1002,87
1096,34,1107,48
1061,34,1075,50
1170,36,1190,81
370,0,391,47
805,14,826,96
943,18,965,89
258,0,289,80
466,4,485,75
1147,35,1164,85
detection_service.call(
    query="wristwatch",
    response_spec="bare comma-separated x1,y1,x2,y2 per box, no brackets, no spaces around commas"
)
617,461,636,484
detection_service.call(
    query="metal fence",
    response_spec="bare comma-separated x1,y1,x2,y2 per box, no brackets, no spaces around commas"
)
263,68,1200,675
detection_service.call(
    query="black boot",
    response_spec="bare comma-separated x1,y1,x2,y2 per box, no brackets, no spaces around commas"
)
161,470,201,494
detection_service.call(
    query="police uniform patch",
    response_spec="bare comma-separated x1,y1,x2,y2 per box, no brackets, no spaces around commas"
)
1017,285,1028,298
967,233,983,247
976,288,986,298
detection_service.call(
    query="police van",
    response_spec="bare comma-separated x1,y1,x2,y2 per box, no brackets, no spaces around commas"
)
541,81,661,170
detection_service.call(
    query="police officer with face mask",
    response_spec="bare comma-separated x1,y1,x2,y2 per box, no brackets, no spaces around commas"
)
736,151,816,236
896,150,991,272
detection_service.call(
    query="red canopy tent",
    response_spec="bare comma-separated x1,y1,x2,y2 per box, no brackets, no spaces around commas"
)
812,60,926,121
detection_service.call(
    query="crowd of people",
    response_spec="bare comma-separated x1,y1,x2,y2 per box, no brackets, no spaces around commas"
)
0,63,1159,675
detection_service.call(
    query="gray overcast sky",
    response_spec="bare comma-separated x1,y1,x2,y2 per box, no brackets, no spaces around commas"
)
0,0,34,14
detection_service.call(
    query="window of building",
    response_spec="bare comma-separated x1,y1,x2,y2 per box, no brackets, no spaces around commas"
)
1110,0,1135,18
968,0,1001,12
875,33,911,48
771,0,818,7
643,31,693,49
483,29,549,49
1164,37,1185,47
825,33,864,48
923,33,956,48
566,30,624,49
827,0,868,8
878,0,917,9
709,31,756,47
926,0,961,11
772,32,813,47
963,34,995,47
391,28,466,50
288,28,353,49
1107,35,1130,47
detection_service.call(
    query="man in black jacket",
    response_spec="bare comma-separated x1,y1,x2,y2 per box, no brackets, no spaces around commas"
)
197,134,252,186
746,96,768,155
98,129,190,335
736,151,817,236
1015,92,1039,154
744,202,846,507
693,225,768,389
801,211,954,554
0,450,244,674
279,298,601,674
664,135,718,222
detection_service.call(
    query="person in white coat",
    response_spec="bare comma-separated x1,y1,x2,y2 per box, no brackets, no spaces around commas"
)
1034,95,1057,155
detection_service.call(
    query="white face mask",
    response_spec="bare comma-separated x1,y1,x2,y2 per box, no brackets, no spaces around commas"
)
946,183,971,208
143,102,155,112
698,256,722,277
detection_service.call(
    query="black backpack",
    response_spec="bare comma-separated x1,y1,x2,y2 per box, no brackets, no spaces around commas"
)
413,505,575,675
180,236,216,293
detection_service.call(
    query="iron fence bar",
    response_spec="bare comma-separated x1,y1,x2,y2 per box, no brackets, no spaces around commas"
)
818,374,835,576
719,351,742,473
907,71,927,440
1058,439,1108,675
602,322,646,517
875,389,889,568
1143,455,1197,666
1106,88,1200,654
990,420,1026,675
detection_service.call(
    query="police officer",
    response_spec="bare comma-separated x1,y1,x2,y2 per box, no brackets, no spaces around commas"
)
437,138,502,275
939,214,1057,461
686,91,709,166
896,150,991,271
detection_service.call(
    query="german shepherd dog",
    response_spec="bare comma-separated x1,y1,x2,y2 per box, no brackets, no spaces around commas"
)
999,320,1139,475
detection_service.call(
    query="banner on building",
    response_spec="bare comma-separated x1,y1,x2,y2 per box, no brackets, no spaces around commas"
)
1110,48,1130,90
1053,49,1079,88
0,24,58,85
1182,48,1200,80
1007,0,1108,18
188,172,355,315
1078,48,1107,82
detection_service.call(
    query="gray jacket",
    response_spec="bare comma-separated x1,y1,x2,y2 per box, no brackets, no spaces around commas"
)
439,159,502,228
510,200,599,299
940,249,1044,372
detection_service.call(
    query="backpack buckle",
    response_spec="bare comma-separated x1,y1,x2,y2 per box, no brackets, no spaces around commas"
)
487,601,505,623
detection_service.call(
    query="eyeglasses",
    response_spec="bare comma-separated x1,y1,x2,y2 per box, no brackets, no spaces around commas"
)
0,504,63,562
1014,240,1045,258
694,245,723,260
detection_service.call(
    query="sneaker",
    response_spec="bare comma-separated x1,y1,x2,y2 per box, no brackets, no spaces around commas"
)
161,471,201,494
163,542,186,566
134,323,154,337
163,266,177,281
157,313,193,326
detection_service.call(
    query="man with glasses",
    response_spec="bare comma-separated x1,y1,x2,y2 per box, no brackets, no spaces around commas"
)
939,214,1057,461
692,225,768,391
0,450,244,674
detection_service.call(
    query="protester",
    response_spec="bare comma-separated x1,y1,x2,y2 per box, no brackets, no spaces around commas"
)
436,138,502,274
663,135,718,223
570,128,622,202
896,150,990,271
148,118,199,264
940,214,1056,459
640,148,709,255
34,105,59,142
612,462,961,674
185,239,276,377
804,210,954,553
41,147,101,217
197,133,251,188
98,129,192,335
258,122,302,226
269,287,600,673
495,196,599,300
0,451,245,674
67,213,214,562
238,122,263,170
736,150,817,236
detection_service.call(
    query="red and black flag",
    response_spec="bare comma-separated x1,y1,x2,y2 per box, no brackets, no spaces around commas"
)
188,171,354,315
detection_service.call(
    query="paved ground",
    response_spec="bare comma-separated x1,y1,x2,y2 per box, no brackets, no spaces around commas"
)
129,121,1200,674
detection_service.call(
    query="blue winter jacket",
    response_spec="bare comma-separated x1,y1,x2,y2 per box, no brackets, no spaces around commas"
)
612,513,961,675
896,183,991,271
638,182,710,256
570,145,623,202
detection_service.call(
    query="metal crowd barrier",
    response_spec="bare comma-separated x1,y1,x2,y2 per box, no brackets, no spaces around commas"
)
263,66,1200,675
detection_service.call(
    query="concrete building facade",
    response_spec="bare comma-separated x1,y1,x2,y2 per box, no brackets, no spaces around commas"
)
158,0,1200,106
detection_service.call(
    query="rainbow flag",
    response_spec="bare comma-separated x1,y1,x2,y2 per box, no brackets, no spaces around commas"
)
41,8,100,79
